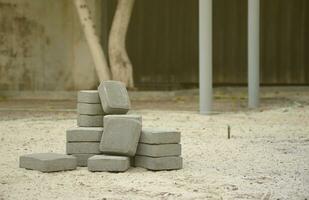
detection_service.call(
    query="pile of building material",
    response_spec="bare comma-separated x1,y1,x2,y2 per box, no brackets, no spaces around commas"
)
19,81,182,173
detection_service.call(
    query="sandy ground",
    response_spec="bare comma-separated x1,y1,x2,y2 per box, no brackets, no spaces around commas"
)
0,87,309,200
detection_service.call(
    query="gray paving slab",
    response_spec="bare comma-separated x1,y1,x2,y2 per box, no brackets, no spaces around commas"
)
134,156,182,171
71,153,98,167
139,128,181,144
19,153,77,172
77,103,104,115
77,115,103,127
136,143,181,157
78,90,100,103
98,81,130,114
66,127,103,142
66,142,100,154
104,114,142,125
88,155,130,172
100,117,141,156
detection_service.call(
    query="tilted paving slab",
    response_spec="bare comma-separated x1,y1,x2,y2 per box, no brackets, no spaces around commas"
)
100,117,142,156
98,81,130,114
66,142,100,154
71,153,98,167
134,156,182,171
77,115,103,127
77,103,104,115
66,127,103,142
88,155,130,172
19,153,77,172
78,90,100,103
136,143,181,157
139,128,181,144
103,114,142,126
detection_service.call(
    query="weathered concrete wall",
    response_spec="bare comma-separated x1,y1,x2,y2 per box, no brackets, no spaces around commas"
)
0,0,102,91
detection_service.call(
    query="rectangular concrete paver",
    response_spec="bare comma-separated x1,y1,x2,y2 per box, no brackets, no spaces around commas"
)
136,143,181,157
88,155,130,172
66,142,100,154
77,115,103,127
71,153,98,167
134,156,182,171
66,127,103,142
139,128,181,144
77,103,104,115
78,90,100,103
100,117,142,156
98,81,130,114
104,114,142,125
19,153,77,172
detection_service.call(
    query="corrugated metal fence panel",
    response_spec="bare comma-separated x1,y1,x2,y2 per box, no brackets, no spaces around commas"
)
102,0,309,89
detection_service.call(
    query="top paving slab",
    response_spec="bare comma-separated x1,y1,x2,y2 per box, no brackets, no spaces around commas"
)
98,81,130,114
78,90,101,104
139,128,181,144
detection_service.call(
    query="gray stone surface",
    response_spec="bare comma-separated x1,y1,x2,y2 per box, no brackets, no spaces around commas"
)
78,90,100,103
66,142,100,154
71,154,98,167
88,155,130,172
77,115,103,127
77,103,104,115
139,128,181,144
104,114,142,124
66,127,103,142
98,81,130,114
100,117,142,156
19,153,77,172
136,143,181,157
134,156,182,171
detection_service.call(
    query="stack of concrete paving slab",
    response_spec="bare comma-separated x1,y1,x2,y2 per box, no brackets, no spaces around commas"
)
66,90,104,166
134,128,182,171
19,80,183,173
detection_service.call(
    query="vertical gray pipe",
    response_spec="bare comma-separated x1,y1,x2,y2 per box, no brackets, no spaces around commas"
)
199,0,213,114
248,0,260,108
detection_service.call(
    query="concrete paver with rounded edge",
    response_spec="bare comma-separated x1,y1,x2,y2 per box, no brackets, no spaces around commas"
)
134,156,182,171
77,103,104,115
139,128,181,144
98,81,130,114
88,155,130,172
78,90,100,103
77,115,103,127
66,142,100,154
100,117,142,156
66,127,103,142
136,143,181,157
19,153,77,172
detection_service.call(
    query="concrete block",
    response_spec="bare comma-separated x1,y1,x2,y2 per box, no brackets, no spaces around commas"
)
88,155,130,172
104,114,142,124
77,103,104,115
136,143,181,157
66,142,100,154
66,127,103,142
19,153,77,172
100,117,142,156
77,115,103,127
71,154,97,167
78,90,100,103
98,81,130,114
134,156,182,171
140,128,181,144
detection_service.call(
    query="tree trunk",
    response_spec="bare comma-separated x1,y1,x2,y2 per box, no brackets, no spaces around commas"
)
108,0,135,88
74,0,111,82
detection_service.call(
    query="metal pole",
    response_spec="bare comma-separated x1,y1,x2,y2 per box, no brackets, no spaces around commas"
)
199,0,213,114
248,0,260,108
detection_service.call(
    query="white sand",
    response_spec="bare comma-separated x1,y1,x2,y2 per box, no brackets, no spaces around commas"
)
0,105,308,199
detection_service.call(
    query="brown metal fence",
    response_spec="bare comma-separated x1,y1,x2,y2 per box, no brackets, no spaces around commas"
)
102,0,309,89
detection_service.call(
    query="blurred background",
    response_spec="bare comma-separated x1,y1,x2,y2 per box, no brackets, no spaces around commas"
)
0,0,308,93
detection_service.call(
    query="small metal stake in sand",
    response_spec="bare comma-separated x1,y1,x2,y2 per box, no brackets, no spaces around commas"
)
227,125,231,139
